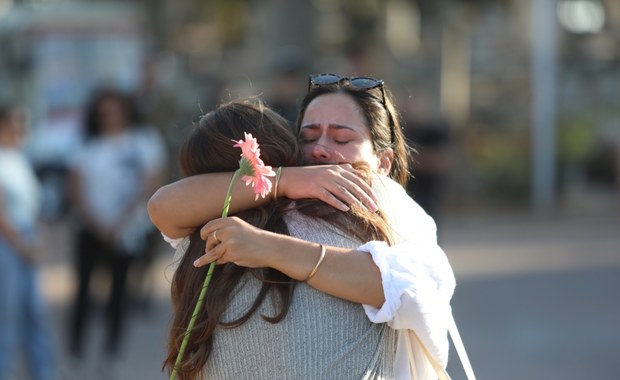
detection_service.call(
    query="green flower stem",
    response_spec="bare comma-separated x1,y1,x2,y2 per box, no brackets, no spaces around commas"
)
170,169,240,380
221,169,240,218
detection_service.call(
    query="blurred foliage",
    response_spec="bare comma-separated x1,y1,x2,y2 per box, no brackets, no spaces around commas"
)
557,109,618,185
557,112,598,164
463,126,530,199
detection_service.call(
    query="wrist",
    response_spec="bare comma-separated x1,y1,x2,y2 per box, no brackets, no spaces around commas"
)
277,166,289,199
303,244,326,282
272,166,283,200
266,235,326,282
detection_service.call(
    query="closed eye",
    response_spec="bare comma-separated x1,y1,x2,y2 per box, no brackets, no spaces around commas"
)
299,137,317,144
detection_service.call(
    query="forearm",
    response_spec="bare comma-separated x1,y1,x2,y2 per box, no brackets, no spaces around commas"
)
149,165,380,239
197,216,386,307
148,172,271,238
266,234,385,308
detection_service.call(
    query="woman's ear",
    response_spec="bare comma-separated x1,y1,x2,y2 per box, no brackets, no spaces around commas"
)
378,148,393,175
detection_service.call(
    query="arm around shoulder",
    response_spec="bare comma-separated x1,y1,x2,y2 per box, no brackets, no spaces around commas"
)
147,172,272,239
149,165,379,240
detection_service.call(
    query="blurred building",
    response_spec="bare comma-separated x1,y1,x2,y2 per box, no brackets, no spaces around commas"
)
1,0,619,215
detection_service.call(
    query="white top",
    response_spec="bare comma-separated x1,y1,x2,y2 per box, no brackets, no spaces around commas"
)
71,127,166,229
360,175,456,379
0,148,40,230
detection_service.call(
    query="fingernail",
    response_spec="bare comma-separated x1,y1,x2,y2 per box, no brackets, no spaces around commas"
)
341,205,350,212
193,259,200,267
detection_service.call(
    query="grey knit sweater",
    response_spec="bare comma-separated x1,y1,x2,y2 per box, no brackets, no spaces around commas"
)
204,210,397,379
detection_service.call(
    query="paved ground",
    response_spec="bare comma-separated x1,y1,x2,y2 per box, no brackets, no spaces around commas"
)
15,198,620,379
441,212,620,380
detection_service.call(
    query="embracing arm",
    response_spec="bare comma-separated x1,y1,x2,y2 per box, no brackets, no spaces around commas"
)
192,210,455,364
147,165,379,240
195,216,385,308
148,172,265,239
262,235,385,308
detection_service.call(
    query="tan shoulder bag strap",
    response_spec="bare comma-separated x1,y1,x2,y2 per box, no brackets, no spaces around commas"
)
407,313,477,380
407,330,451,380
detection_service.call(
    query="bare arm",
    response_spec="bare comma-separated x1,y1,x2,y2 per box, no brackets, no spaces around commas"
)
147,165,379,239
147,172,268,239
194,216,385,308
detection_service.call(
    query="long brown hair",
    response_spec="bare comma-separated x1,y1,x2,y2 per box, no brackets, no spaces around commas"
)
164,99,393,379
295,82,410,187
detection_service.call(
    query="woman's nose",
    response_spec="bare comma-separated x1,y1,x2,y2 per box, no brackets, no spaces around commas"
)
310,142,332,162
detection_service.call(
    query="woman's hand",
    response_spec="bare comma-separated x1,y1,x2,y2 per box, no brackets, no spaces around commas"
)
194,216,276,268
279,165,379,212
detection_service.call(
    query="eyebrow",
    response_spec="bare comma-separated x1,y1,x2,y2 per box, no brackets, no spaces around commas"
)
300,124,357,132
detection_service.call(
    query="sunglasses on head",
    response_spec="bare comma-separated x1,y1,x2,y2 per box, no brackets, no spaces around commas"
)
308,74,384,92
307,74,395,143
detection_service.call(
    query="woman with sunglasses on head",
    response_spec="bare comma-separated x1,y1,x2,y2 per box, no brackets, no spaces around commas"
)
150,75,456,379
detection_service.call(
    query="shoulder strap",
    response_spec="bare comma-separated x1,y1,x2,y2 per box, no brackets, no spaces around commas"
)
407,313,477,380
448,313,477,380
407,330,451,380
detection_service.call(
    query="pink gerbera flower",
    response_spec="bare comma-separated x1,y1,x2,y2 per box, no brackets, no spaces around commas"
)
233,132,276,200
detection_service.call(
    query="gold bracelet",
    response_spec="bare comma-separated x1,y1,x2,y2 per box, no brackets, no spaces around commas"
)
273,166,283,201
304,244,326,282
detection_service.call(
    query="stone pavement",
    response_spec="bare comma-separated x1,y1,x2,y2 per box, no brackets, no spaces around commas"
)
441,211,620,380
24,206,620,379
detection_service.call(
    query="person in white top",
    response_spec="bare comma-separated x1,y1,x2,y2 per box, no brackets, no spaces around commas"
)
0,104,55,380
149,75,456,379
67,88,167,363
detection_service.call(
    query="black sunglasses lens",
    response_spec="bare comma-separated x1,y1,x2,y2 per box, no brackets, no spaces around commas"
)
349,77,382,90
311,74,341,86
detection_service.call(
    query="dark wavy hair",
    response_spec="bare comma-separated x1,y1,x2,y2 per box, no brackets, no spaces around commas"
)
82,87,141,140
294,81,410,187
163,99,393,379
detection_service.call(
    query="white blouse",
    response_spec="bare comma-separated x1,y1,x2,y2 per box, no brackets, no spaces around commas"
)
360,175,456,379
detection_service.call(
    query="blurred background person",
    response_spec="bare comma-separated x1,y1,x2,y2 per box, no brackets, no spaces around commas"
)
0,104,56,380
65,88,166,375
